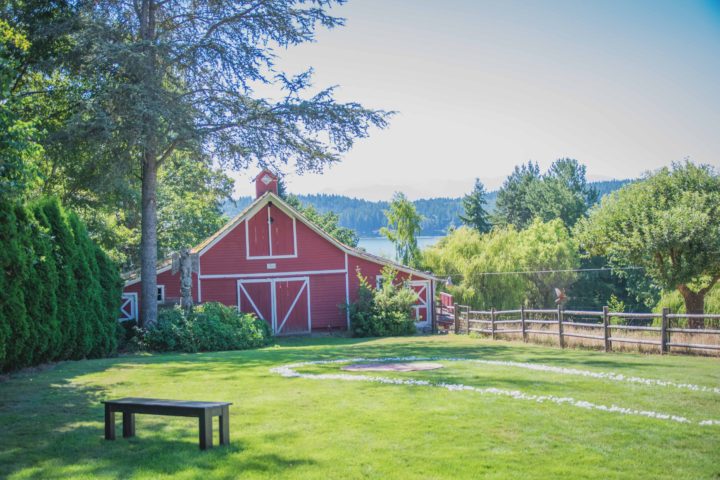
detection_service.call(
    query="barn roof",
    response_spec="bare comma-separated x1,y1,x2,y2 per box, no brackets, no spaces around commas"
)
124,191,437,285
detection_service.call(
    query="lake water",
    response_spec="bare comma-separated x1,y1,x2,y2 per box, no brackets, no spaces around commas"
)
357,236,444,260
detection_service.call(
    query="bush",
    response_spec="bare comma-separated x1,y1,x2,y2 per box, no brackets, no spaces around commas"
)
0,197,122,372
348,267,418,337
142,302,272,353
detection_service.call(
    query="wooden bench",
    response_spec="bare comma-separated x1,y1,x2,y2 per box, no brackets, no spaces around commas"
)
103,398,231,450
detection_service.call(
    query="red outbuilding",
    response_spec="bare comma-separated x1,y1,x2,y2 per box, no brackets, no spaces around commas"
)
120,169,437,334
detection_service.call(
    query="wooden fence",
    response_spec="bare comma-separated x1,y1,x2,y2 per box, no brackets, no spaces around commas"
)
445,305,720,355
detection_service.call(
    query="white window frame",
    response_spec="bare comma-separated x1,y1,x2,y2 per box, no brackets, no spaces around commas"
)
157,285,165,303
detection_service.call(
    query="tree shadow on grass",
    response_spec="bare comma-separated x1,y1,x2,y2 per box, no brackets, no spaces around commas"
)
0,362,317,480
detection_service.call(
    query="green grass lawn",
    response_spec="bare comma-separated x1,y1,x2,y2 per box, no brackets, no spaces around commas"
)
1,335,719,479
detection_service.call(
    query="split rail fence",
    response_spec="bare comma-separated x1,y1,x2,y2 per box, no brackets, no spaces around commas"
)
441,304,720,355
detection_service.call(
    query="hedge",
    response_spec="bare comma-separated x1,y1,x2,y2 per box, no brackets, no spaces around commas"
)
0,197,123,371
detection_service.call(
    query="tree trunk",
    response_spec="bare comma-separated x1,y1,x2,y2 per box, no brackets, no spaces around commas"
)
140,152,158,327
678,285,705,329
138,0,159,327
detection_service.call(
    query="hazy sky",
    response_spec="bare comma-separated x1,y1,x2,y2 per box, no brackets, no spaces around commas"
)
232,0,720,200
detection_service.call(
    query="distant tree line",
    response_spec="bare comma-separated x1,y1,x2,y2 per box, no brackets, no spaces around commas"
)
224,178,630,236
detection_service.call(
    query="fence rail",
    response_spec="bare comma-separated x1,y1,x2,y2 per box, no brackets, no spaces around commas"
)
440,304,720,355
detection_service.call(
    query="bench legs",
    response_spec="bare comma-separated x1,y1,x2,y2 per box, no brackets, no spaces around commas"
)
199,411,213,450
219,406,230,446
122,412,136,438
105,406,229,450
104,404,115,440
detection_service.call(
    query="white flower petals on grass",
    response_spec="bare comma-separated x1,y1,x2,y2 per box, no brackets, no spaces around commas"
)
270,357,720,427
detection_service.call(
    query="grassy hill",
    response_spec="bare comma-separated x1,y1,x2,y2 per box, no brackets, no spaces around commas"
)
224,179,633,236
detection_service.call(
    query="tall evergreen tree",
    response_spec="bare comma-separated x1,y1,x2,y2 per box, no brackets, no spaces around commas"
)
493,161,541,228
459,178,491,233
61,1,390,326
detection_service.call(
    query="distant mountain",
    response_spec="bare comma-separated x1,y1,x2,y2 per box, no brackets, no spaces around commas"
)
223,179,632,236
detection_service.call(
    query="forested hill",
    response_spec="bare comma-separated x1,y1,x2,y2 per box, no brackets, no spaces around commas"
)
223,179,632,236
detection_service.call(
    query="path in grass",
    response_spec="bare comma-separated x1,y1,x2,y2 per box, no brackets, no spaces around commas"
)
1,335,719,479
272,357,720,425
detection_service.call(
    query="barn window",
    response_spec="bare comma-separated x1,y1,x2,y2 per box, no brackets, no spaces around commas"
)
157,285,165,302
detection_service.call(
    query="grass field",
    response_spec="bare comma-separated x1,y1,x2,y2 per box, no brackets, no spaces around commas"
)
1,335,719,479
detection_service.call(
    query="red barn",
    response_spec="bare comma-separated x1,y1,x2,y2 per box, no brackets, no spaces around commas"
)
120,169,437,334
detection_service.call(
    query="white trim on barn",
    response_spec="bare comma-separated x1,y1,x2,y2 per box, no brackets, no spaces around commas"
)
344,253,350,329
119,292,138,322
409,280,430,324
201,269,347,279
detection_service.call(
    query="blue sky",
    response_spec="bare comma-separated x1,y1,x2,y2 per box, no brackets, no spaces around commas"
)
233,0,720,200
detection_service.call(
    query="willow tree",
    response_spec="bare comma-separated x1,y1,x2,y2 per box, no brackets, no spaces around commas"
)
575,162,720,327
68,1,390,326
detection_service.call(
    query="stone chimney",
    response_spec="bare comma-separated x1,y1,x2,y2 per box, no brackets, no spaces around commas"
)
254,169,279,198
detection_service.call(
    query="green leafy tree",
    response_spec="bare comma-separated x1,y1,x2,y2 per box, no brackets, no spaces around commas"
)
575,161,720,327
381,192,423,267
459,178,491,233
155,154,234,263
494,159,597,229
61,0,390,326
0,19,42,199
529,159,598,227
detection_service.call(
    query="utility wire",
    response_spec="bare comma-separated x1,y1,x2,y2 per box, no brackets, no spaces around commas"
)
436,266,645,278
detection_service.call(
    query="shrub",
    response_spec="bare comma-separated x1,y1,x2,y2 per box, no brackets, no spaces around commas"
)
0,197,122,372
348,266,418,337
142,302,272,353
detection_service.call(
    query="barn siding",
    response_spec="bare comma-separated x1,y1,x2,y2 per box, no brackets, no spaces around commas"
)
308,273,347,331
200,278,237,307
124,270,199,303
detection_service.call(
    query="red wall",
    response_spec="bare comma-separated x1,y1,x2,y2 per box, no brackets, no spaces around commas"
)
124,269,199,303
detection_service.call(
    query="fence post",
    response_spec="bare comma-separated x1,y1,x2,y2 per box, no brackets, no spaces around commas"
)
490,308,496,340
520,305,527,343
602,306,610,353
661,307,669,354
557,305,565,348
464,305,470,335
454,304,460,334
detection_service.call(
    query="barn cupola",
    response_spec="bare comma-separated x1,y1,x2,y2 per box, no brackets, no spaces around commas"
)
254,169,279,198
